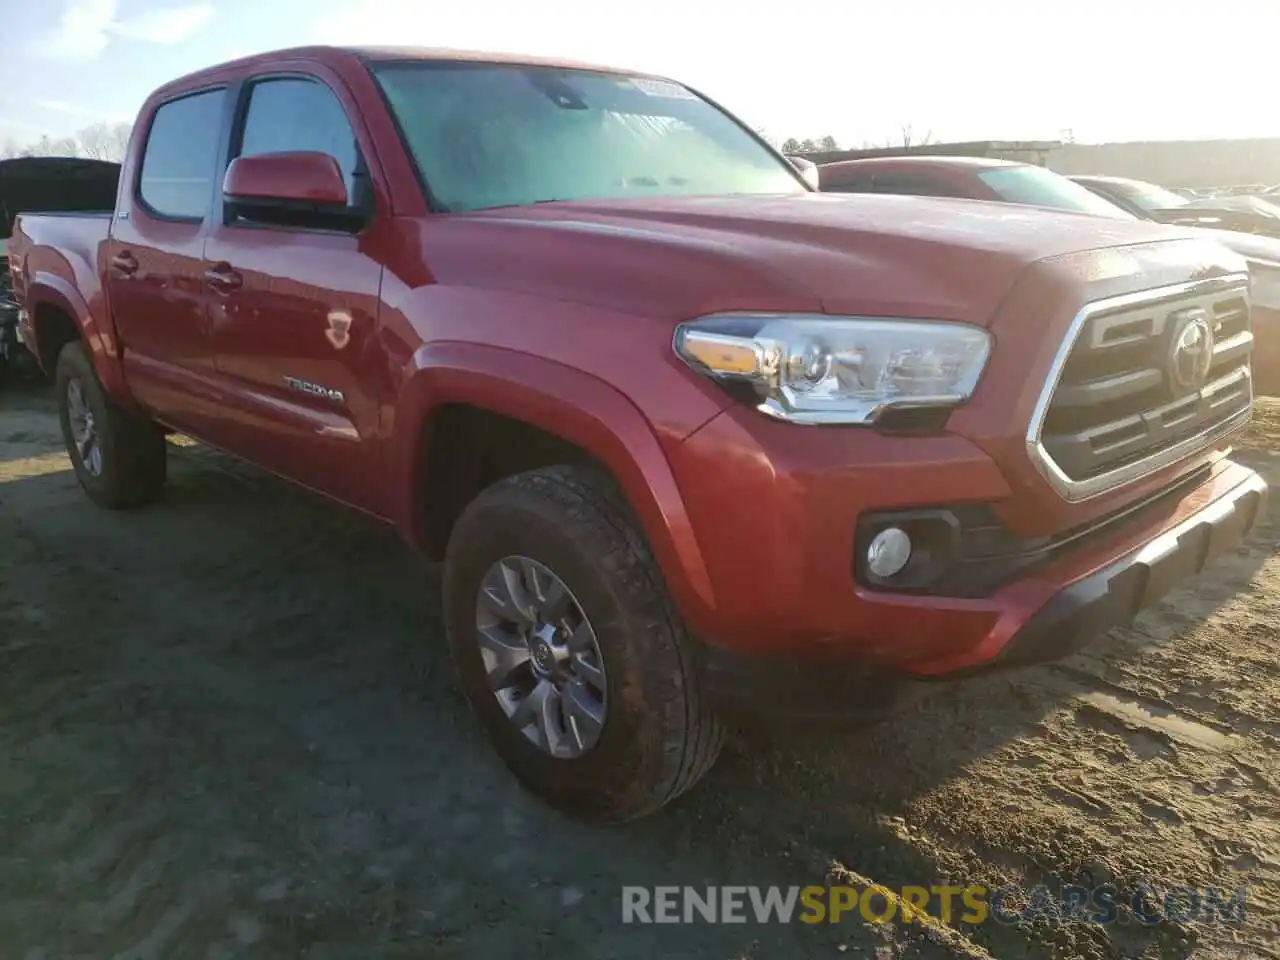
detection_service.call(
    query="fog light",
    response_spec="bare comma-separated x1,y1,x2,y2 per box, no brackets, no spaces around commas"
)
867,527,912,578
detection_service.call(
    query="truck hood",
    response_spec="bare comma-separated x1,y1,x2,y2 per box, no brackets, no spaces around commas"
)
424,193,1224,325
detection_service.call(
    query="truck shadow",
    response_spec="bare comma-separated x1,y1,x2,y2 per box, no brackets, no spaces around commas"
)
0,402,1273,960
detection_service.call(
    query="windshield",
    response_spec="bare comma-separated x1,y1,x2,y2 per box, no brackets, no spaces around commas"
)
1109,179,1190,211
372,62,805,212
977,166,1135,219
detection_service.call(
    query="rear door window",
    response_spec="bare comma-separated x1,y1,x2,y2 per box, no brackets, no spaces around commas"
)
868,172,966,199
823,171,964,198
137,89,226,220
822,173,875,194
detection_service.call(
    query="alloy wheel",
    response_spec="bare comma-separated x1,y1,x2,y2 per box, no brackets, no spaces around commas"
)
474,555,607,758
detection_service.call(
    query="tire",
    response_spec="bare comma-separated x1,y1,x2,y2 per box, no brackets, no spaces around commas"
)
443,464,724,822
55,341,167,509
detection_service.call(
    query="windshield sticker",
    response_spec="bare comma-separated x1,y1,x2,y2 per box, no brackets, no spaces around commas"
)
625,78,697,100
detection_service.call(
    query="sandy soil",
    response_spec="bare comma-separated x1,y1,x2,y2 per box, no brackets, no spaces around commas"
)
1,385,1277,960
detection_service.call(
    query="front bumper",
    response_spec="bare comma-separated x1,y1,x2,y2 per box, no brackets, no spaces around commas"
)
701,461,1266,722
956,463,1266,672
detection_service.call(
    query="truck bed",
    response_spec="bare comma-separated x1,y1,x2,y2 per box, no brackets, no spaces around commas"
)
8,211,113,327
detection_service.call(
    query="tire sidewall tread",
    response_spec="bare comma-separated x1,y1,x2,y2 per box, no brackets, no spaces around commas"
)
443,464,723,823
55,341,166,510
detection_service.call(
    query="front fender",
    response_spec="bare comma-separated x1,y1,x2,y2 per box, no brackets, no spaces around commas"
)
390,341,718,629
25,270,129,401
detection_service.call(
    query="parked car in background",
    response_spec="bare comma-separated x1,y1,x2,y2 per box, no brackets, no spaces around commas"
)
1071,174,1239,222
818,155,1134,218
8,46,1268,821
818,158,1279,394
0,157,121,384
1072,174,1280,239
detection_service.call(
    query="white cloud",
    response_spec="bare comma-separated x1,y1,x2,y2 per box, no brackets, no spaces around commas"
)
36,99,95,116
34,99,134,124
34,0,214,60
36,0,116,59
113,4,215,44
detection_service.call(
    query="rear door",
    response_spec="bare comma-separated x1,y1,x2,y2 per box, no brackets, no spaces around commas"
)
201,70,387,514
104,87,229,434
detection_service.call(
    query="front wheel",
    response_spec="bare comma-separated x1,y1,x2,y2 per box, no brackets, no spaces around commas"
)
443,464,724,822
56,341,167,509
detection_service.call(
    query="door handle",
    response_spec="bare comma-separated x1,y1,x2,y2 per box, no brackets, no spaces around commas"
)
111,252,139,276
204,264,243,293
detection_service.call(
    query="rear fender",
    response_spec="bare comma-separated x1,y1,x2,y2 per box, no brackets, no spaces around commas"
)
390,341,718,630
25,270,130,401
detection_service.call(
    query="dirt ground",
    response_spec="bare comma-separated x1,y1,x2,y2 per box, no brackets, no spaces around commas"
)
1,385,1277,960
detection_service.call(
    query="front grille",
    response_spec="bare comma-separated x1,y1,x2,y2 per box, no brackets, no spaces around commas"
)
1028,275,1253,501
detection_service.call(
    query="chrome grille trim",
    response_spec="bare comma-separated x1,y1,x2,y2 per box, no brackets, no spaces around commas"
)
1026,274,1253,502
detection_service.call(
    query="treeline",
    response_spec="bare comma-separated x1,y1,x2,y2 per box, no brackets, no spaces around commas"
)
1,121,133,163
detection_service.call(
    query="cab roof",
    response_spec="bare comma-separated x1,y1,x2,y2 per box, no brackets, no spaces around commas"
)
151,44,647,100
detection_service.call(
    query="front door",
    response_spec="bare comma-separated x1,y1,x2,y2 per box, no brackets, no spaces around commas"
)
201,73,387,514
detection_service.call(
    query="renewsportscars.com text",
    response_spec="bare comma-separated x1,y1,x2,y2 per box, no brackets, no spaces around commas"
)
621,884,1247,926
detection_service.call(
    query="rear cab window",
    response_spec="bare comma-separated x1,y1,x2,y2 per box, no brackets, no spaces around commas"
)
822,170,965,199
137,89,226,220
821,173,874,194
867,172,967,199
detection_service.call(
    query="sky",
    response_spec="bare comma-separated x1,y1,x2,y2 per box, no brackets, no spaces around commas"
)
1,0,1278,150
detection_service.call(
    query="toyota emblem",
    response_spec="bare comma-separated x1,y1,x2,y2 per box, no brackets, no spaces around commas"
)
1167,311,1214,394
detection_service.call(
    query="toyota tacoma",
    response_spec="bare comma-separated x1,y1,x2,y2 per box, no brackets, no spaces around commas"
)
7,46,1268,821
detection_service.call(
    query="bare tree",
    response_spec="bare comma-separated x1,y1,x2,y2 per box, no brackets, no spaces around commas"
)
893,124,934,150
23,134,79,157
76,121,133,162
0,121,133,162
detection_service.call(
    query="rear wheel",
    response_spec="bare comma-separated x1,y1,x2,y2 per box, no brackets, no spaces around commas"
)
443,464,724,822
55,341,167,509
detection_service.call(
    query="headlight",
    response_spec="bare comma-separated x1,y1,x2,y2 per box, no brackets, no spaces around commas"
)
673,314,991,425
1246,259,1280,310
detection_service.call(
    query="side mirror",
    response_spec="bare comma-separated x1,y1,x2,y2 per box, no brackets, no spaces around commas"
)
786,155,821,191
223,151,361,229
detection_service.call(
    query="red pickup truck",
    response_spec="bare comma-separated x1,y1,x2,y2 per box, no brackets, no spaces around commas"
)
7,46,1268,822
